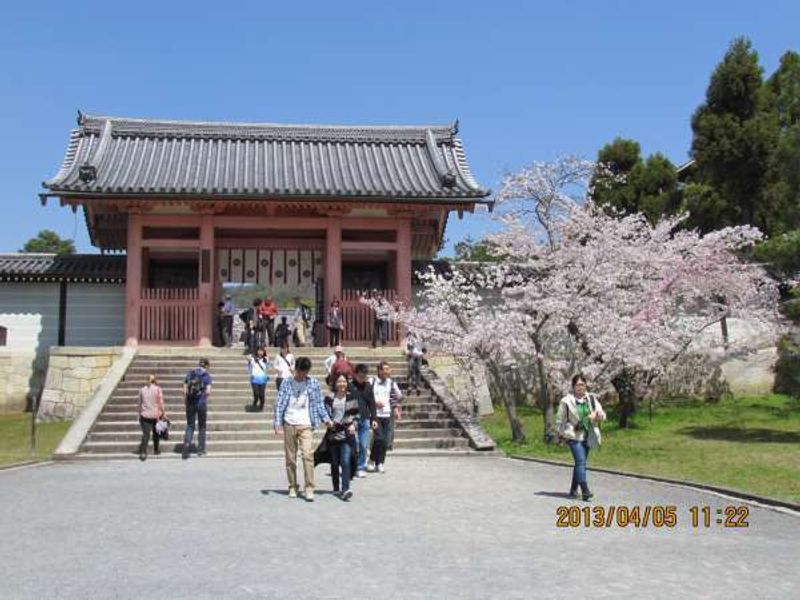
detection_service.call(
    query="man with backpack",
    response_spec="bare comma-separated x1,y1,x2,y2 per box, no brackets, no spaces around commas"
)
182,358,213,459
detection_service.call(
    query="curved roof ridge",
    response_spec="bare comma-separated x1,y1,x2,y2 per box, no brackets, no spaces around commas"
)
78,112,458,142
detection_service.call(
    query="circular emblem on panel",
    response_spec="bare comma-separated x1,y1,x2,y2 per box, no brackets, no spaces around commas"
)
274,270,284,278
220,269,228,277
302,270,311,278
232,258,241,266
260,259,269,267
315,258,322,265
246,270,255,278
288,259,297,267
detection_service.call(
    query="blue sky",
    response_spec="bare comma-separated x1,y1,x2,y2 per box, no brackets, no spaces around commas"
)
0,0,798,255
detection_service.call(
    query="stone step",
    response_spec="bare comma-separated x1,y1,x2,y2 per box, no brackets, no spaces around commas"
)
81,437,470,453
95,409,453,422
104,398,439,410
87,428,463,442
91,418,459,432
68,448,475,460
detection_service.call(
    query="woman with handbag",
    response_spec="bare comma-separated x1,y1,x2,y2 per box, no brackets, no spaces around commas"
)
138,374,165,461
556,374,606,501
325,375,360,501
247,346,271,411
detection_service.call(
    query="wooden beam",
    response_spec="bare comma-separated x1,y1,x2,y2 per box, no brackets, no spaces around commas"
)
214,238,325,250
341,241,398,251
141,239,199,249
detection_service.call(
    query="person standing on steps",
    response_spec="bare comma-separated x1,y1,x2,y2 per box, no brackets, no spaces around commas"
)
274,344,295,395
247,346,270,411
273,357,332,502
259,296,279,347
324,375,360,501
182,358,213,459
348,363,378,478
556,374,606,501
138,374,165,461
327,298,344,347
405,331,426,396
248,298,264,353
292,296,311,347
274,316,291,349
368,361,402,473
371,291,390,348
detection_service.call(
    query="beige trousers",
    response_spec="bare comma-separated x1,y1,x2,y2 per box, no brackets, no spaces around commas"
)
283,425,315,492
294,319,307,345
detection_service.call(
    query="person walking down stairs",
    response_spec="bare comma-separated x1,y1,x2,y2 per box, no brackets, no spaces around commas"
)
247,347,270,411
138,374,165,461
368,361,402,474
182,358,213,459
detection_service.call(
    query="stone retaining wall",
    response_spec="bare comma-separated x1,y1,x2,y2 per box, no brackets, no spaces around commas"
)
38,347,125,420
0,350,47,413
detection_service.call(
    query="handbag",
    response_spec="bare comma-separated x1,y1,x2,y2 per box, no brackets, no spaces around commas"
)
155,417,171,441
586,395,602,448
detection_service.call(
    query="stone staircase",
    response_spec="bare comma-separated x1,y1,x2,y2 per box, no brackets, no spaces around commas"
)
78,347,471,458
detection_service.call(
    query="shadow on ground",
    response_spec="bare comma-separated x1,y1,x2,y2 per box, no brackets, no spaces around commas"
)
679,426,800,444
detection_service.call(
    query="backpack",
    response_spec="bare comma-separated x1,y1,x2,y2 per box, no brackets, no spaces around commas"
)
186,369,205,403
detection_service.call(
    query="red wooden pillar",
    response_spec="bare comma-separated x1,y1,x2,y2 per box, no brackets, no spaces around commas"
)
325,217,342,344
395,218,412,304
395,218,412,344
124,212,143,346
198,215,215,346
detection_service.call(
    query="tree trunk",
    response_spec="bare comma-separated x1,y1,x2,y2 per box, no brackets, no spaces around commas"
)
488,361,527,444
531,331,558,444
612,369,637,428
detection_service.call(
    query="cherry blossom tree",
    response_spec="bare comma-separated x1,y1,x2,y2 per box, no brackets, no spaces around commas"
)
373,156,782,443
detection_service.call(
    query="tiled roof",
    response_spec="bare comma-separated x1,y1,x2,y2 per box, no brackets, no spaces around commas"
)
43,113,490,201
0,253,126,283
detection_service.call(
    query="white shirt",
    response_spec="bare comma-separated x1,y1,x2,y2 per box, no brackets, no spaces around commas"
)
283,379,311,427
275,353,295,379
372,376,401,418
324,353,337,374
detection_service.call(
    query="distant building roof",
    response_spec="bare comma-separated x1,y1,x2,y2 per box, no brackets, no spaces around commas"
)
0,253,125,283
42,112,490,202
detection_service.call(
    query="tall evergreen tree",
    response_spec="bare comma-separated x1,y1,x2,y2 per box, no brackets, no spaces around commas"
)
591,138,679,224
690,37,778,233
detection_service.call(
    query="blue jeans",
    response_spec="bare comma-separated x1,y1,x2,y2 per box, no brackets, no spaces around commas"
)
357,418,371,471
330,438,356,492
184,401,207,451
567,440,591,495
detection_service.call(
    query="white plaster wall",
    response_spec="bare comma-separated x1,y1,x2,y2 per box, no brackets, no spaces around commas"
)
65,283,125,346
0,283,59,351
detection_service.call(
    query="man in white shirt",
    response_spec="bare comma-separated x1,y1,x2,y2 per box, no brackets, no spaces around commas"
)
368,361,402,473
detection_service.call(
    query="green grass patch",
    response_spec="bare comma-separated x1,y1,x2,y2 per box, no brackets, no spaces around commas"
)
483,395,800,503
0,414,71,467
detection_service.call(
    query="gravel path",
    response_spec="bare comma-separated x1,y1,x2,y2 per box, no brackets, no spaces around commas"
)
0,455,797,599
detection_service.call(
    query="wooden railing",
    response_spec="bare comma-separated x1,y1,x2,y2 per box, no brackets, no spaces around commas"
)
139,288,200,342
340,289,398,343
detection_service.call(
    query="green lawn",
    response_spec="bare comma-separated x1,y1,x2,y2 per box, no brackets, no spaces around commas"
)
0,414,71,467
483,395,800,503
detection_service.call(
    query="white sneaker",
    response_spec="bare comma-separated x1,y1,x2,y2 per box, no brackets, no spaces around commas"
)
366,461,376,472
377,463,386,474
355,470,367,478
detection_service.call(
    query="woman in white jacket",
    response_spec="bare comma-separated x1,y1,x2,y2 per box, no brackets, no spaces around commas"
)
556,374,606,501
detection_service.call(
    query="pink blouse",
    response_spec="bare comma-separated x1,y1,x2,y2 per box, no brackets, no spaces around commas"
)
139,384,164,420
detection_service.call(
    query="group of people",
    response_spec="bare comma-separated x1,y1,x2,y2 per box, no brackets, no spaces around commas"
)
137,330,607,503
273,349,403,501
325,292,393,349
137,345,409,503
216,295,313,353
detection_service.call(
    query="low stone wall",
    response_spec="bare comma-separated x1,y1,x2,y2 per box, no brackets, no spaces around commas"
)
38,347,125,420
0,350,47,413
428,355,493,416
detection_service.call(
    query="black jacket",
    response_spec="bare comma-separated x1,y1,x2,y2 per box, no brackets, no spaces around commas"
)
348,381,377,422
